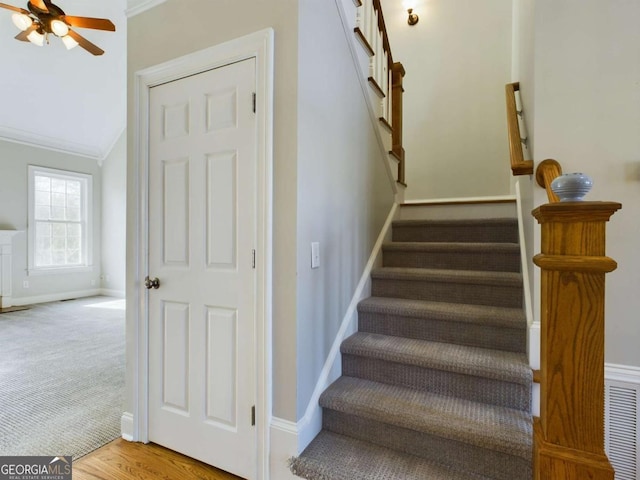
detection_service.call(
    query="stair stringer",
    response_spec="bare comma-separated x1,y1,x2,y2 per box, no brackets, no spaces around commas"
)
296,202,400,451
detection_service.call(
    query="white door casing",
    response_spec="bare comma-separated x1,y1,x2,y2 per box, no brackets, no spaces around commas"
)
132,29,274,480
148,58,257,479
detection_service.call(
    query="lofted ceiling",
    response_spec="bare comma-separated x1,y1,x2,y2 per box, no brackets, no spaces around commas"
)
0,0,127,161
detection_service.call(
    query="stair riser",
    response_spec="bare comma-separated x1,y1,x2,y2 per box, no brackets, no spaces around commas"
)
371,278,523,308
342,355,531,411
382,249,520,272
323,410,532,480
358,313,527,353
392,226,519,243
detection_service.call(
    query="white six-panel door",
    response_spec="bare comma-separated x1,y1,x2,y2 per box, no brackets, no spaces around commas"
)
147,58,257,479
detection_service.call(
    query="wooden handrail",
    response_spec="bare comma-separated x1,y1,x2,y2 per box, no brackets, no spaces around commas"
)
391,62,406,185
535,159,562,203
505,82,533,176
354,0,405,186
533,201,621,480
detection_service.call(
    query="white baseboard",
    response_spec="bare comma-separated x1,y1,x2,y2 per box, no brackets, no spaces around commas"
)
528,322,540,370
100,288,125,298
296,202,399,451
12,289,102,306
270,417,300,480
402,195,517,204
606,363,640,384
121,412,134,442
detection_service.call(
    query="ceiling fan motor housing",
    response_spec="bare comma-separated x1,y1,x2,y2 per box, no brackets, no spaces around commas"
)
27,0,64,33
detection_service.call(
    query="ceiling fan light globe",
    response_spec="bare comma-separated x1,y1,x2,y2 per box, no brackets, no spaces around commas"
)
11,13,33,31
61,34,78,50
50,19,69,37
27,29,44,46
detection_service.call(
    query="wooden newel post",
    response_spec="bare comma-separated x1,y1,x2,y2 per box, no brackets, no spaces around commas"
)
532,201,621,480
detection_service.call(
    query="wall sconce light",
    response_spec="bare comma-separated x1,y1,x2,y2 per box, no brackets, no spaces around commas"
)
407,8,419,26
403,0,419,26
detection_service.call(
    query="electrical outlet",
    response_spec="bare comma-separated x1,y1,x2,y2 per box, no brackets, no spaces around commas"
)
91,279,96,286
23,280,29,289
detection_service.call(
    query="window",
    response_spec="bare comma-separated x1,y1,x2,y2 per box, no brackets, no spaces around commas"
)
28,166,93,274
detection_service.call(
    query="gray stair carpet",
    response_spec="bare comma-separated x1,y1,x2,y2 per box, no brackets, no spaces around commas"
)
291,216,532,480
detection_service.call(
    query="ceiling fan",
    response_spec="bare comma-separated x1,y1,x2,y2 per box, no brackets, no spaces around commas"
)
0,0,115,55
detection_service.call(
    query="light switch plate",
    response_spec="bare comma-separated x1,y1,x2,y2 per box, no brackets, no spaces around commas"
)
311,242,320,269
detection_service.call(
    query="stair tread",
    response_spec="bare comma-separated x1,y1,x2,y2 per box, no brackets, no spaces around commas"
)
320,376,533,460
382,241,520,252
358,296,526,329
291,430,493,480
372,266,522,286
342,332,531,385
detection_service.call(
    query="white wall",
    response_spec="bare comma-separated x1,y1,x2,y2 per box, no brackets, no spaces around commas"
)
532,0,640,368
101,132,126,296
0,141,102,302
380,0,513,199
127,0,299,422
296,0,395,419
512,0,535,153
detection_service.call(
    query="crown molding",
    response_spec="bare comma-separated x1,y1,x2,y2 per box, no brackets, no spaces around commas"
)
126,0,167,18
0,126,103,162
0,123,126,165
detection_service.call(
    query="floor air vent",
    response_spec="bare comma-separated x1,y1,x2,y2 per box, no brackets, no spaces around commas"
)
605,379,639,480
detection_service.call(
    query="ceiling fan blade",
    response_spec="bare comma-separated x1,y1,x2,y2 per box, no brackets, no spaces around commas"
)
67,29,104,56
0,2,30,14
61,15,115,32
27,0,47,12
14,23,36,42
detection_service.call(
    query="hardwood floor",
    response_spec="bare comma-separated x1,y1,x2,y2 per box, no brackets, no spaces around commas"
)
73,438,244,480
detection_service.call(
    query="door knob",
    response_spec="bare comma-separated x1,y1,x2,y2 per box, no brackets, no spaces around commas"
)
144,276,160,289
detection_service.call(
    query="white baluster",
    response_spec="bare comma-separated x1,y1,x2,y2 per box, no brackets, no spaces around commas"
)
363,0,373,51
382,52,389,120
369,12,378,78
356,2,364,32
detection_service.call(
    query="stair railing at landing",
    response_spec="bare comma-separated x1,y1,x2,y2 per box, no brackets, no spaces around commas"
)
532,160,621,480
354,0,406,185
505,82,533,176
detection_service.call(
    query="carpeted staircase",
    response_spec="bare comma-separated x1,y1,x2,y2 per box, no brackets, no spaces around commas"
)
291,213,533,480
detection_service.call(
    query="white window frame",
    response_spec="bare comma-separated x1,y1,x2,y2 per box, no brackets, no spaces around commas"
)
27,165,94,275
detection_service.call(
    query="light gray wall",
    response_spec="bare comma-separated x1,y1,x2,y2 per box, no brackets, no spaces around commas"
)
127,0,299,421
380,0,513,200
532,0,640,368
296,0,395,418
512,0,535,154
101,132,126,295
0,141,102,301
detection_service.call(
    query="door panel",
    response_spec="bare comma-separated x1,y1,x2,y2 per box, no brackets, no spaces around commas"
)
147,58,257,480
